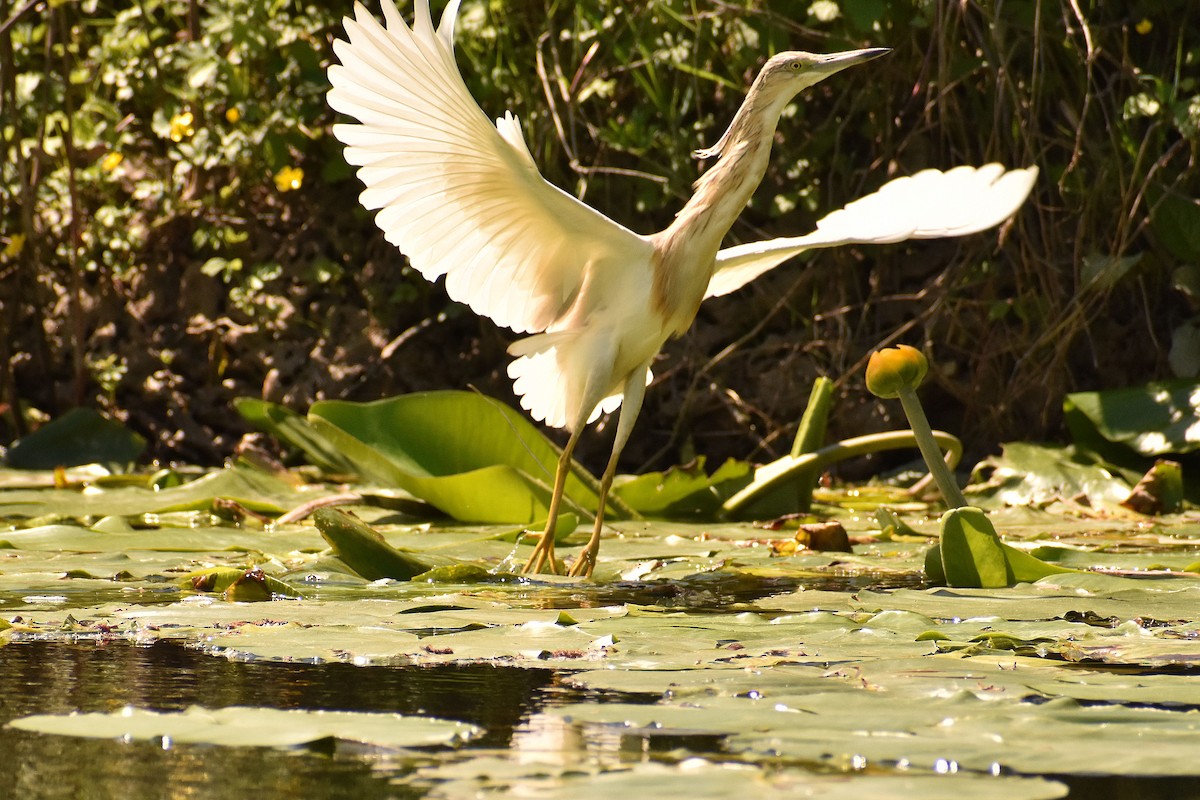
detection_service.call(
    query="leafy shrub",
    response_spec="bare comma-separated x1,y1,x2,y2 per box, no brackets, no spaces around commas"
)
1,0,1196,471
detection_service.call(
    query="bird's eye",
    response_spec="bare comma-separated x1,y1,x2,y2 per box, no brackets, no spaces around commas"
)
790,61,803,71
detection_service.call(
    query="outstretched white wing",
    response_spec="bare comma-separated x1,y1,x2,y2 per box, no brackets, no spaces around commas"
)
328,0,652,334
705,164,1038,299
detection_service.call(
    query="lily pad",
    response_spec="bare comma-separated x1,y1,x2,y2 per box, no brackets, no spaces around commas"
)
9,706,479,749
969,442,1132,507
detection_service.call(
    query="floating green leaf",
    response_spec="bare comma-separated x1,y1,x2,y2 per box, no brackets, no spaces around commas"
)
970,442,1132,508
0,465,335,521
10,706,479,749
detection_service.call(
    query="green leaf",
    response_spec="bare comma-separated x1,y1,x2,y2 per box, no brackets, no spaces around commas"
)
313,507,434,581
1000,542,1079,582
1064,380,1200,458
1168,319,1200,377
306,392,614,524
612,457,750,517
5,408,145,470
939,507,1013,588
971,442,1132,507
234,397,361,475
0,465,326,520
1079,252,1142,292
723,430,961,519
841,0,887,33
1150,189,1200,262
10,706,480,749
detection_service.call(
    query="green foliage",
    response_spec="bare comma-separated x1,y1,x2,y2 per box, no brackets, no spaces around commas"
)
2,0,1198,473
237,391,750,523
931,505,1074,589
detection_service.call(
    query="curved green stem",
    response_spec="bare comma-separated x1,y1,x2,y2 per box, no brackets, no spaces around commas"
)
721,429,962,518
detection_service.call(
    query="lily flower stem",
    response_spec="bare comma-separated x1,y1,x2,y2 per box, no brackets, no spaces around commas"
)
896,386,969,509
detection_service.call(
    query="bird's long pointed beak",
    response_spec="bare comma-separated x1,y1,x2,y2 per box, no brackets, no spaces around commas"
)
813,47,891,76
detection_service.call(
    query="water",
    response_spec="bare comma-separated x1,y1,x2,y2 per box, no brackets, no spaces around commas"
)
0,639,647,799
3,640,1200,799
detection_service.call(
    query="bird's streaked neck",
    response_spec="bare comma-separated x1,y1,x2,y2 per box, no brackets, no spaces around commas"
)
679,67,799,235
650,71,798,332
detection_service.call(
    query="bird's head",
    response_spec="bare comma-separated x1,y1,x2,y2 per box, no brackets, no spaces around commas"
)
694,46,889,160
758,47,892,96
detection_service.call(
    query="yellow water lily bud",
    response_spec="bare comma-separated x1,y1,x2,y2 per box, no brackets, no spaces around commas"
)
865,344,928,399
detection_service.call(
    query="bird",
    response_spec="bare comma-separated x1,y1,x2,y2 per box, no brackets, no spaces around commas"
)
327,0,1038,578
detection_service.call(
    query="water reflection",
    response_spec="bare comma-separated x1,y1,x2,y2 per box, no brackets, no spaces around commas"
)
3,641,1198,799
0,640,555,799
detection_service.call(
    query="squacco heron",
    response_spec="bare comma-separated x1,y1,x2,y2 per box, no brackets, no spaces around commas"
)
327,0,1037,577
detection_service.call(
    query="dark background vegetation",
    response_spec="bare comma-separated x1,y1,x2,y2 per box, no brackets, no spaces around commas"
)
1,0,1197,476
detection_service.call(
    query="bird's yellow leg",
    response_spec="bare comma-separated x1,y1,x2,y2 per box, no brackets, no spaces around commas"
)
523,425,583,575
568,365,649,579
567,447,619,579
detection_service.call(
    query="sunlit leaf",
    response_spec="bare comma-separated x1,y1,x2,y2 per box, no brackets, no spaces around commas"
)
969,442,1131,507
612,457,750,517
306,392,612,524
10,706,479,749
1064,380,1200,458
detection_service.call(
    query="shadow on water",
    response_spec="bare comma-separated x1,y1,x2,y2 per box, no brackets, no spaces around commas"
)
2,640,1199,799
490,569,927,611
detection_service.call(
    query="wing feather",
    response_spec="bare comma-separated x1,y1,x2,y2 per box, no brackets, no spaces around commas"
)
328,0,652,334
705,165,1037,299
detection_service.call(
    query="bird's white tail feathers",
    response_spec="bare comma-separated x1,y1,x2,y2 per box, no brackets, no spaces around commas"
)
507,333,645,431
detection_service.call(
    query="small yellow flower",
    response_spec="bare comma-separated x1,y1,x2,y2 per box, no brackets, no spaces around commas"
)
100,151,123,172
225,107,241,124
1135,18,1152,35
274,165,304,192
168,110,195,142
2,233,26,259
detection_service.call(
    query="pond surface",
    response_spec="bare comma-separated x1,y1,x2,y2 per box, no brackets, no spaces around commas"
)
4,470,1200,798
2,639,1199,800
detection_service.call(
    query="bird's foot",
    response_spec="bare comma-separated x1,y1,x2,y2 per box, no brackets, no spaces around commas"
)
521,531,561,575
565,549,595,579
566,532,602,579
